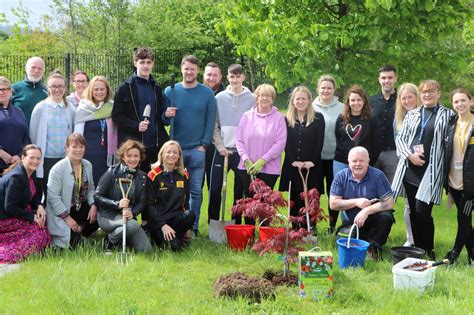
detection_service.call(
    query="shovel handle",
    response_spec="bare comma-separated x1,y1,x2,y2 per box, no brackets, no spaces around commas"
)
220,155,229,221
297,168,310,207
119,178,133,200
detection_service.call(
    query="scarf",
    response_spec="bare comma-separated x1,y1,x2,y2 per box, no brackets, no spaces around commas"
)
74,99,118,165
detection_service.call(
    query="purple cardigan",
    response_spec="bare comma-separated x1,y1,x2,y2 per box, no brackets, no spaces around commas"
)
236,106,287,175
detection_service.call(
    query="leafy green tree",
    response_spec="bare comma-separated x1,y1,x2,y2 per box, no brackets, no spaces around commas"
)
217,0,473,95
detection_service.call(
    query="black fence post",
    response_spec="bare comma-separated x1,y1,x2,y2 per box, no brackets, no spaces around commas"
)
65,53,71,87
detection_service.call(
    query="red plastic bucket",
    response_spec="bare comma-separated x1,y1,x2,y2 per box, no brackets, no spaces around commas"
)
224,224,255,251
259,226,285,243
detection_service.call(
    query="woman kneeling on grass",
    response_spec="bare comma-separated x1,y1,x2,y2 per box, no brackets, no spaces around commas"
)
144,140,195,251
94,140,152,254
46,133,98,249
0,145,51,263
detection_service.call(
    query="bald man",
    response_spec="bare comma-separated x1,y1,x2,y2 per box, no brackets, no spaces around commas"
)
330,146,395,260
11,56,47,124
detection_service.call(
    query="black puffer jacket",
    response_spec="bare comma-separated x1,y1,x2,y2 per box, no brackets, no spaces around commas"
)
94,163,148,216
444,115,474,198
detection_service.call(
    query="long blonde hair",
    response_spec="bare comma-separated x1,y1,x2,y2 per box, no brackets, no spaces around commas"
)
286,86,315,128
82,75,113,104
154,140,185,176
394,83,421,132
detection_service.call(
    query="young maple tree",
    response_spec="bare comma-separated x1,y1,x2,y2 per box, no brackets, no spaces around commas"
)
232,178,326,228
289,188,327,227
231,178,287,225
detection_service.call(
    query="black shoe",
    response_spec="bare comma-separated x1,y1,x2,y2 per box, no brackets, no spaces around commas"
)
468,249,474,265
444,249,460,265
169,237,184,252
193,229,199,238
102,236,115,255
327,226,335,235
427,250,436,261
367,245,381,261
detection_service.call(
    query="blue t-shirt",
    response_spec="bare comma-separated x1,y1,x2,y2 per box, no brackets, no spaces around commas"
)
330,166,393,222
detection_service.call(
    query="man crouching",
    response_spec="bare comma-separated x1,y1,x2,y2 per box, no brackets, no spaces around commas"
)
330,146,394,260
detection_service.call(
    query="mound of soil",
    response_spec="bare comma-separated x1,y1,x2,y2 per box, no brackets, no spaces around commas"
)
262,270,298,287
213,272,275,302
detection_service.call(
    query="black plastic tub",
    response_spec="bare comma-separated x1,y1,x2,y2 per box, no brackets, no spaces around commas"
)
391,246,426,265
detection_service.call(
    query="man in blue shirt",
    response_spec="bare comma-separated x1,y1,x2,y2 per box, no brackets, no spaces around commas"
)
330,146,395,260
163,55,217,236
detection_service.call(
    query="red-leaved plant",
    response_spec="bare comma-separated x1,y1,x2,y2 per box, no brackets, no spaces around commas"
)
251,228,311,263
289,188,327,227
232,178,287,225
232,179,327,268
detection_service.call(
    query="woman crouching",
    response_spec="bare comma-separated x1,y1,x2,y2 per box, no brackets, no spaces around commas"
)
46,133,98,249
94,140,152,253
144,140,195,251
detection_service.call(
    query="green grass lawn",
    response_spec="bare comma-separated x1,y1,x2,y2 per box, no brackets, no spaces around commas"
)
1,170,473,314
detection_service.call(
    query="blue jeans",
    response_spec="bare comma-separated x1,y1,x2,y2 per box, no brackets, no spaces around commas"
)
182,147,206,231
332,160,348,177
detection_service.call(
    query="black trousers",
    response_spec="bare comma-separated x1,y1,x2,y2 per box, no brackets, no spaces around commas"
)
42,157,62,206
202,144,216,190
207,151,243,223
403,181,435,252
236,170,278,225
320,159,337,228
69,203,99,248
357,211,394,247
148,210,195,247
450,188,474,252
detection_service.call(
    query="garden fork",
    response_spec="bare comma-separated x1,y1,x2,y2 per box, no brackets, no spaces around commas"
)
117,177,133,266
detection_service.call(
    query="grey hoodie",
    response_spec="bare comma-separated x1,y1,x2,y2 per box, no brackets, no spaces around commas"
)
312,96,344,160
213,86,255,152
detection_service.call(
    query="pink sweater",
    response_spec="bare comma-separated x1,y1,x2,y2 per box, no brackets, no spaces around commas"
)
236,106,287,175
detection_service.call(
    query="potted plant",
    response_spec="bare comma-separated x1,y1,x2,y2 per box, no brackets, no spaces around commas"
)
231,178,287,241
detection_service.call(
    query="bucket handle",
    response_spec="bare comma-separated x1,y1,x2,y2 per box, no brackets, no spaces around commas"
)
258,217,269,227
307,246,322,253
345,224,359,249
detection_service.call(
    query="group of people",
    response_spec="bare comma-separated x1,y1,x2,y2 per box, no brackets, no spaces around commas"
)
0,49,472,266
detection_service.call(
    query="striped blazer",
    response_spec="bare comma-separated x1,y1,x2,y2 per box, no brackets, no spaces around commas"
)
391,105,453,204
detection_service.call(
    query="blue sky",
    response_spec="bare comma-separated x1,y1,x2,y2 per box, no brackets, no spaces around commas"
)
0,0,52,26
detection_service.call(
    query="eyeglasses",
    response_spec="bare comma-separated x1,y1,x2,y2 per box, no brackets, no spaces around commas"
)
73,80,88,84
0,88,11,93
421,90,437,95
49,85,66,90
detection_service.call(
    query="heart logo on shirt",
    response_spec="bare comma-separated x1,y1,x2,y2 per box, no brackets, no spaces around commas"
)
345,124,362,141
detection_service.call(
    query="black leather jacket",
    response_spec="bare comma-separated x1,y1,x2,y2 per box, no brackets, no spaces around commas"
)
94,163,148,216
444,115,474,198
